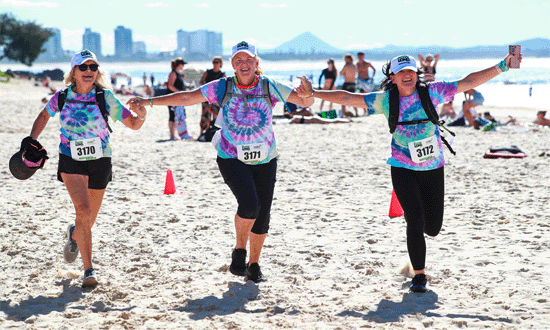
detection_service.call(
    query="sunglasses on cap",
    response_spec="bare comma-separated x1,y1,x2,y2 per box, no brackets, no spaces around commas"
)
77,64,99,72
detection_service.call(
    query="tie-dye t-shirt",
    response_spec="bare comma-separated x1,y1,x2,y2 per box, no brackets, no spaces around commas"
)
46,86,131,158
200,76,292,164
363,81,458,170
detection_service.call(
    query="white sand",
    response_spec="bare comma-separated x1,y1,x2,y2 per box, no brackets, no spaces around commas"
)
1,80,549,329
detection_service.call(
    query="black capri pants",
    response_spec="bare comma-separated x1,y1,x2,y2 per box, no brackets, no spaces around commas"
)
217,157,277,235
391,166,444,271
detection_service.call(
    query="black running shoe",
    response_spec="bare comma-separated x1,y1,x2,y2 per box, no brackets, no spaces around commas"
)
229,248,247,276
410,274,427,293
245,262,267,283
82,267,98,288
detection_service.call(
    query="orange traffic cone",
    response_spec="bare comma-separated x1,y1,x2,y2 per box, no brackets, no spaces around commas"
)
388,189,404,218
164,169,177,195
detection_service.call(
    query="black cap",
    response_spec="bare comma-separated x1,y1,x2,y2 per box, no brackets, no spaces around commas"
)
9,150,41,180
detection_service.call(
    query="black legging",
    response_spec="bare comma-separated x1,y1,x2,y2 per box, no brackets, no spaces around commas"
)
391,166,444,271
217,157,277,235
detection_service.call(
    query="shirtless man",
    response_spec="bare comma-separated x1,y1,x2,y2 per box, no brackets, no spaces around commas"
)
534,111,550,126
340,54,358,117
356,52,376,92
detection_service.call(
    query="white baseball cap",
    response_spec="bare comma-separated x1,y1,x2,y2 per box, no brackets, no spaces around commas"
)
390,55,417,74
232,41,257,57
70,49,99,68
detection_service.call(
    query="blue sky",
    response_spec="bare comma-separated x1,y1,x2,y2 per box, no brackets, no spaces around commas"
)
2,0,548,55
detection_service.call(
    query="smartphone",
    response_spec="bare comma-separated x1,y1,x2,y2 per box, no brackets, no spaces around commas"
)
509,45,521,69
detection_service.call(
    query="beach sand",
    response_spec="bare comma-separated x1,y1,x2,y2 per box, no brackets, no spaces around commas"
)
1,80,549,329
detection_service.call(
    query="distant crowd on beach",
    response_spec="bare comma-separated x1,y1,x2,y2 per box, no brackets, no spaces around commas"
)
27,50,550,139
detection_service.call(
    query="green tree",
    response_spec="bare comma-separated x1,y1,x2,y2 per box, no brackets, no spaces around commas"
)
0,13,54,66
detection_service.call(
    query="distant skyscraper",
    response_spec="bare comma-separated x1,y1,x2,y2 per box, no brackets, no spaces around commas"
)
43,28,63,57
83,28,102,57
177,29,222,57
133,41,146,55
114,26,133,58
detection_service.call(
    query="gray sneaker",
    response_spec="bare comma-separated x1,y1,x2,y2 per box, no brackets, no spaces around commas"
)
63,224,79,263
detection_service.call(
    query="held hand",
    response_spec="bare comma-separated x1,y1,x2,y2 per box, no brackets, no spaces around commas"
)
133,105,147,119
296,76,313,98
127,97,145,111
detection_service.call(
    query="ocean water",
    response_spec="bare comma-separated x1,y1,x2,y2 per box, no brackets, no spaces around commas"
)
3,58,549,109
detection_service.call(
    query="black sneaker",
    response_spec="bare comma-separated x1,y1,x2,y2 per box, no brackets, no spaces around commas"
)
245,262,267,283
410,274,427,293
229,249,247,276
82,267,98,288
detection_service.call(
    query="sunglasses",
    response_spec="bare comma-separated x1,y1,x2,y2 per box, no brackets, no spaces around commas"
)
213,61,221,64
77,64,99,72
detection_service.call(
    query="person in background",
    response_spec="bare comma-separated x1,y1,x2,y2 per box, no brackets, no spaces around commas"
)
318,59,338,112
198,56,226,139
356,52,376,93
534,110,550,126
340,54,358,117
167,57,192,140
417,53,440,82
128,41,315,283
27,50,147,288
298,52,521,293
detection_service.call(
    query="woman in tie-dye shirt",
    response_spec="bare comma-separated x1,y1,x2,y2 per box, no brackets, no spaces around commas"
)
28,50,147,288
128,41,314,283
300,53,521,293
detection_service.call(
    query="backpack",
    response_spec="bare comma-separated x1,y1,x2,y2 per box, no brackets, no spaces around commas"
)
58,86,112,133
388,83,456,155
220,76,291,113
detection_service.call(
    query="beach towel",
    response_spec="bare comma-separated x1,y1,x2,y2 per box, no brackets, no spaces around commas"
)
483,145,525,158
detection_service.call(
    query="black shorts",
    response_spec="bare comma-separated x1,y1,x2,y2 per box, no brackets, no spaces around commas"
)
168,106,176,122
57,154,112,190
342,82,356,93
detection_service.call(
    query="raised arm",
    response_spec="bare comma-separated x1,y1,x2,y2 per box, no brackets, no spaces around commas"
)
127,88,207,110
456,54,520,94
433,54,440,69
297,76,367,108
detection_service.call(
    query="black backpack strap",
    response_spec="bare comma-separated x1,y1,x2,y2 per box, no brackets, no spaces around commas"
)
260,77,273,110
388,87,400,134
417,83,456,155
220,77,233,108
58,88,69,110
95,86,112,133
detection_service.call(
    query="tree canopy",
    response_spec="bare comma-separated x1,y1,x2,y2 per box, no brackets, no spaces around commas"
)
0,13,54,66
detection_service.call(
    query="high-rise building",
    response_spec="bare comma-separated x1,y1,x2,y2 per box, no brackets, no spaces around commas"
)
83,28,102,57
42,28,63,58
176,29,222,57
133,41,146,55
114,26,132,58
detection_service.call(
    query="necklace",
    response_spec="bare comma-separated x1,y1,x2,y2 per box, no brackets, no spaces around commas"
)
234,75,259,90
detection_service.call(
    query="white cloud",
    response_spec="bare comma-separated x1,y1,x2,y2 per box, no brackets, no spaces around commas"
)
344,42,386,50
135,34,177,52
2,0,59,8
194,3,210,8
144,2,170,8
259,3,289,9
